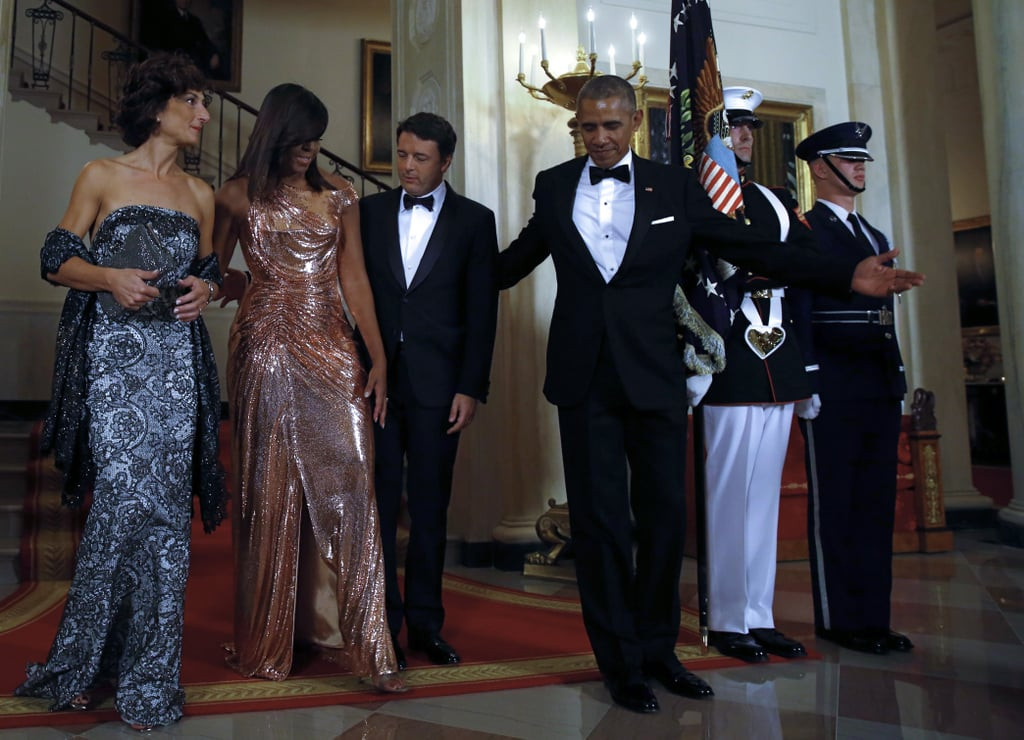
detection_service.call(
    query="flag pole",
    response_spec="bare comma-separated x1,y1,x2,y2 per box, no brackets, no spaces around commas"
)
670,0,741,654
692,404,710,652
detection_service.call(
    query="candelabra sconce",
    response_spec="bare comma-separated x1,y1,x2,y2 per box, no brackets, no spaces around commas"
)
516,10,648,157
516,47,646,156
26,0,63,89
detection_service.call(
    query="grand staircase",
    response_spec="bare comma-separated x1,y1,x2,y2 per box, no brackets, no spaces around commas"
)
7,0,390,192
0,422,32,592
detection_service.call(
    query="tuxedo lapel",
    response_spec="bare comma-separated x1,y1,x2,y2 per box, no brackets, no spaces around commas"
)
407,184,456,292
556,157,614,283
614,157,655,279
381,188,406,288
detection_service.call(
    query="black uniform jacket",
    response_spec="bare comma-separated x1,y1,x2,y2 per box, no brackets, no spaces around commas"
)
703,182,815,405
789,202,906,401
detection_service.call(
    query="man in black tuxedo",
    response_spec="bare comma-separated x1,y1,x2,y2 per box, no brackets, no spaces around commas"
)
498,76,921,714
790,122,914,656
360,113,498,668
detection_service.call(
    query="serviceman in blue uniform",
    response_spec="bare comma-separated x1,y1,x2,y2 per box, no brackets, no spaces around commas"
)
790,122,914,655
696,87,810,663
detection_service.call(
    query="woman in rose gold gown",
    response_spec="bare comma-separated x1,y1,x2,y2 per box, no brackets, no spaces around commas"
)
213,84,404,692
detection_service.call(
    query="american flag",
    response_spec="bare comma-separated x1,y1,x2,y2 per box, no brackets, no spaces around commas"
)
668,0,739,375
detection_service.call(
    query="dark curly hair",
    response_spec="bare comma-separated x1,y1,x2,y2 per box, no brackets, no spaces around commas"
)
114,52,208,148
231,83,334,201
396,112,457,161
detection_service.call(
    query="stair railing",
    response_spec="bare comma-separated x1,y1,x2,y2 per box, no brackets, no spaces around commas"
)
9,0,392,194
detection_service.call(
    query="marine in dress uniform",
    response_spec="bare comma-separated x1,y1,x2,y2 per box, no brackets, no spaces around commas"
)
789,122,914,655
697,87,809,662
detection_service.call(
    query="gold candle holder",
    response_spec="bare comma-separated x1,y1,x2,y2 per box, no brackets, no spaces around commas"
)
517,46,646,156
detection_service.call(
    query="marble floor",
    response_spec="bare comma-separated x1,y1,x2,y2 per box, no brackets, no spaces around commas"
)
1,528,1022,739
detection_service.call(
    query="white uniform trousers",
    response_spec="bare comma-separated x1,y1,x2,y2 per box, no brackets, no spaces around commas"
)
703,403,794,633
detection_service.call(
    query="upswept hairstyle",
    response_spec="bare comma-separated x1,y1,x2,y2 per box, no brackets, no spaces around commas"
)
396,112,457,161
577,75,637,113
114,52,208,148
232,83,334,201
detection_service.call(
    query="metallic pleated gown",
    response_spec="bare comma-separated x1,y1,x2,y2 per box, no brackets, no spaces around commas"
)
226,183,397,681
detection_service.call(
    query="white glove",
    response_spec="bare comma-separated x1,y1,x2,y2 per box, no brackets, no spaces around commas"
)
795,393,821,420
686,374,713,407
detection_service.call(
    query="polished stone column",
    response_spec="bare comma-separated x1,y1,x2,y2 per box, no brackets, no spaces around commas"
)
973,0,1024,544
846,0,986,511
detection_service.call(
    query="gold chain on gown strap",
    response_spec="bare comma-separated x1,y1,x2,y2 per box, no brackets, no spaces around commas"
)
226,182,397,681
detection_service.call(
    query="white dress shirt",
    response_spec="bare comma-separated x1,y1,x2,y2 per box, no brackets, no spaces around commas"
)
398,181,447,287
573,151,635,283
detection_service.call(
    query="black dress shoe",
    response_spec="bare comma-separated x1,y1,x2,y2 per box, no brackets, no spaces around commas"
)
606,679,659,713
870,629,914,652
750,628,808,658
643,661,714,699
408,633,460,665
817,629,887,654
709,631,770,663
391,637,407,671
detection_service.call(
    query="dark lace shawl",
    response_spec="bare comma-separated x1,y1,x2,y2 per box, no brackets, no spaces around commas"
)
39,227,227,533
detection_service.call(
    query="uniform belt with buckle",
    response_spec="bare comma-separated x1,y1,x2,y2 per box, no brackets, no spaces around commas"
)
811,308,894,326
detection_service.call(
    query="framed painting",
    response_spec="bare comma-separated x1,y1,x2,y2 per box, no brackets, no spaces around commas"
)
636,89,814,211
361,39,392,175
134,0,243,91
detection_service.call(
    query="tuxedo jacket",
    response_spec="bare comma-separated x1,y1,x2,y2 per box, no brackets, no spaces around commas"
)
360,184,499,406
703,182,815,405
789,202,906,401
498,155,857,410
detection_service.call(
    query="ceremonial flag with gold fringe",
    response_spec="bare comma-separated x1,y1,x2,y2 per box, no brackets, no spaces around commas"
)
668,0,740,375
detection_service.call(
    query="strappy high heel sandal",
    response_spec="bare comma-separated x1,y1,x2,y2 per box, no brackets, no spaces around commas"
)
69,693,92,711
371,671,409,694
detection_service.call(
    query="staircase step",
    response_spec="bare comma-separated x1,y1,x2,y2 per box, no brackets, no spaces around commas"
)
0,464,27,508
50,108,101,131
0,537,19,586
8,86,64,111
87,129,130,152
0,502,21,539
0,429,32,468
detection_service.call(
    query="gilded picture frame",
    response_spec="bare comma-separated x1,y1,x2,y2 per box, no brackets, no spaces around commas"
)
636,88,814,212
134,0,243,91
361,39,392,175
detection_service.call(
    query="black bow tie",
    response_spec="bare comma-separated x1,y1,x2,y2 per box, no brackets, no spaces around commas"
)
403,193,434,211
589,164,630,185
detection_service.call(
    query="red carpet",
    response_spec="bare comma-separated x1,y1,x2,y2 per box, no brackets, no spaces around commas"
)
0,425,759,729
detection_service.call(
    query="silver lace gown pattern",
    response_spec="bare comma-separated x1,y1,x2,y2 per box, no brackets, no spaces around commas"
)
16,206,201,727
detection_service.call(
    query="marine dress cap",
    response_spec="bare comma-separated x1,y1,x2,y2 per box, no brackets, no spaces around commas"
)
723,86,764,129
796,121,874,162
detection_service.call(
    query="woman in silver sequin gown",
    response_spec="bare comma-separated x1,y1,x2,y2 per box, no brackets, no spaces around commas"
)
214,84,404,692
14,55,226,731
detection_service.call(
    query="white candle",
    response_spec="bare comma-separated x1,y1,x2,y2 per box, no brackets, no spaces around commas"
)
518,32,525,75
587,7,596,56
539,15,548,62
608,44,616,75
629,13,638,63
637,32,647,68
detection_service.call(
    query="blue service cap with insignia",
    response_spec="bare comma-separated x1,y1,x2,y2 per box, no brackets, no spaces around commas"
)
723,86,764,129
796,121,874,162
